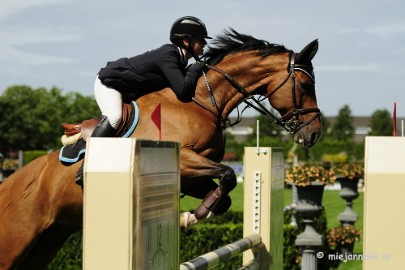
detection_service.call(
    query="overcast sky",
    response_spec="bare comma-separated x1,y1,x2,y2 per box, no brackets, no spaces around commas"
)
1,0,405,117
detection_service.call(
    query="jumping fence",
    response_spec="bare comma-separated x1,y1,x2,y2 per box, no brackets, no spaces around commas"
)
82,139,284,270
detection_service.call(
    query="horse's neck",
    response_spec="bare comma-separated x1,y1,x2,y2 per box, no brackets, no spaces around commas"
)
196,53,286,120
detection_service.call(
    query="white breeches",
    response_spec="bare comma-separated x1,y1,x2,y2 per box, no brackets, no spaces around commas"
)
94,76,122,129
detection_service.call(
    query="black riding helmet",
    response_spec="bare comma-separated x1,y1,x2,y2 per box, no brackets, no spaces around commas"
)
170,16,212,48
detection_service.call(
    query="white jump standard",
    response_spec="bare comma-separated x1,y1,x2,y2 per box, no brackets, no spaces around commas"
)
180,147,284,270
82,138,180,270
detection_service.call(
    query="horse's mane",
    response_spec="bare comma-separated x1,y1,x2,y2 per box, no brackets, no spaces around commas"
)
203,28,289,65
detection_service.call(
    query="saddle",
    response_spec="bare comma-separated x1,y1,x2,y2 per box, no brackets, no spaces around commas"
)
59,101,139,164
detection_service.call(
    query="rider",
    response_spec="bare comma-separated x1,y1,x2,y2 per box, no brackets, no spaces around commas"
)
75,16,211,184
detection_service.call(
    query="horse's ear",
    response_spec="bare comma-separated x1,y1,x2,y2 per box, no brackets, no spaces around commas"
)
297,39,318,62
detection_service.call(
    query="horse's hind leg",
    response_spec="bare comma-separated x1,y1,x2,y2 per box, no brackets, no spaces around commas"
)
180,149,237,227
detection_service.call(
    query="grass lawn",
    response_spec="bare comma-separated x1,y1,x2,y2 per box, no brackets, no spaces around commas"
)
181,183,364,270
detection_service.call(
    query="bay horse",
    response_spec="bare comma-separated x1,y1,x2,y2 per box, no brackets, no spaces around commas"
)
0,29,322,269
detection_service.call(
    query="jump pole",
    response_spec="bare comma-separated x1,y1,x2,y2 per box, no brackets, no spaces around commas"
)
180,147,284,270
82,138,180,270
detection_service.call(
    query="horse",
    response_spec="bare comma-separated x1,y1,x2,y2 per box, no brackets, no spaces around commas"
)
0,29,322,269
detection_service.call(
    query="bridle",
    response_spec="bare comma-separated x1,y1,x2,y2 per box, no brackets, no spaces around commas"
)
193,52,321,134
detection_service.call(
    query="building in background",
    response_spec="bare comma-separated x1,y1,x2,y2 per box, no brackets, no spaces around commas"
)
226,116,405,143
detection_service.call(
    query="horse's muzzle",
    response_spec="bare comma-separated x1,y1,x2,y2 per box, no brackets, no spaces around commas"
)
295,130,321,148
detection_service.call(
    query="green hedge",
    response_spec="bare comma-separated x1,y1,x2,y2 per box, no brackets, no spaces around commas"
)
48,210,335,270
47,232,82,270
180,222,243,269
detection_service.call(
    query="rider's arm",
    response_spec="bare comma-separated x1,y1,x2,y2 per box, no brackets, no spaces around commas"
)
159,49,204,101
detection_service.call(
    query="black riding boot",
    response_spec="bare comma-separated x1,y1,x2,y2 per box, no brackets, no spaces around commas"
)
75,116,117,185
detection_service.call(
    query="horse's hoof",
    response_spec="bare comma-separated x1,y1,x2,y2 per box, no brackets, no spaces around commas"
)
180,212,198,229
180,211,214,230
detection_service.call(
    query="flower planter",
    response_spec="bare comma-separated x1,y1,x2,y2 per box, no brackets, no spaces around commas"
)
295,182,325,247
338,242,354,255
337,177,359,226
286,164,335,270
295,182,325,217
338,177,359,200
326,225,361,257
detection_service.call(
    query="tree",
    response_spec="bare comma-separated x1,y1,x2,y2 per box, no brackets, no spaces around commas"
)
254,113,284,137
302,106,360,162
63,92,100,123
241,113,291,158
248,113,286,141
330,105,355,142
319,112,330,138
368,109,393,136
0,85,99,152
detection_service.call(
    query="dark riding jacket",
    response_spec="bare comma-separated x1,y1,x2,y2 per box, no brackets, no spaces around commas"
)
98,44,203,101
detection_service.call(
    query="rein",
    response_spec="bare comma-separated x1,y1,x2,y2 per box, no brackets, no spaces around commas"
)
193,52,320,133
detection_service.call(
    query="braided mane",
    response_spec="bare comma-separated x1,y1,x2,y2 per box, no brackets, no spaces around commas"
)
203,28,289,65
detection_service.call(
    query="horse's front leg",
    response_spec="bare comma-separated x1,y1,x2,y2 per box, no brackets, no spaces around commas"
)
180,149,237,228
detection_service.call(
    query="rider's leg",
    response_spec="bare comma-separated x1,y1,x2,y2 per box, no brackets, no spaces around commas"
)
75,76,123,185
94,75,123,129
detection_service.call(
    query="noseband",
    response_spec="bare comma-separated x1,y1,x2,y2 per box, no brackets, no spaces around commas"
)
201,52,320,133
272,52,321,133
